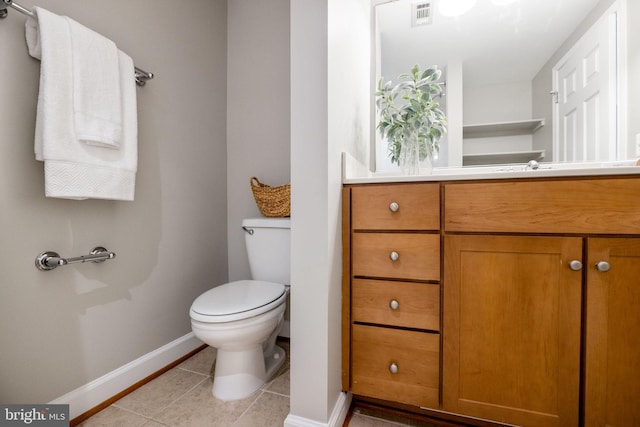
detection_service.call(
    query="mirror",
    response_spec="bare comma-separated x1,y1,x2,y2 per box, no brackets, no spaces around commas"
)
373,0,636,171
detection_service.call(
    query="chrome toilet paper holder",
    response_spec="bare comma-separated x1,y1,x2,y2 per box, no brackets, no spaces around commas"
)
35,247,116,271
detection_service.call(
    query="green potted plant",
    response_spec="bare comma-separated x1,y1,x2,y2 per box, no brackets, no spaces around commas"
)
376,64,447,174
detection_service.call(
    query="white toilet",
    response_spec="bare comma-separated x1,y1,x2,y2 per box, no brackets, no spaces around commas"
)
190,217,290,401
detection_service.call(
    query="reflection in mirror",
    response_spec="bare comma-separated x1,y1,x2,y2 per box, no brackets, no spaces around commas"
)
373,0,635,172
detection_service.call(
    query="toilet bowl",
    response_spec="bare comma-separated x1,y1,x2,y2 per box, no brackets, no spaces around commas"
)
190,280,288,400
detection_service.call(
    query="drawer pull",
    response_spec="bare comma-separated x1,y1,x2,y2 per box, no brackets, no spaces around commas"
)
595,261,610,272
389,299,399,310
389,251,399,261
389,362,399,374
569,260,583,271
389,202,399,212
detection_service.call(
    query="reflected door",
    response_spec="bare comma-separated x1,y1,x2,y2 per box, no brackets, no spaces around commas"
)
553,8,617,162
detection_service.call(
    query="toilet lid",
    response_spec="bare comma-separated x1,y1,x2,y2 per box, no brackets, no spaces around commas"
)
190,280,286,322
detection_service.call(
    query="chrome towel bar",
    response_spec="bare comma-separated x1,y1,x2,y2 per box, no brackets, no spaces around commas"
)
35,246,116,271
0,0,154,86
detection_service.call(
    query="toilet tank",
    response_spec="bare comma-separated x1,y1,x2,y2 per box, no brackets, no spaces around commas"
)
243,217,290,284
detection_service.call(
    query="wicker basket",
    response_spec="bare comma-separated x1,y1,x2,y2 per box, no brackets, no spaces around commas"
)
250,177,290,217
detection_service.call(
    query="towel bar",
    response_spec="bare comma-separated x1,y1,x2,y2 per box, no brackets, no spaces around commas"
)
1,0,154,86
1,0,30,16
35,246,116,271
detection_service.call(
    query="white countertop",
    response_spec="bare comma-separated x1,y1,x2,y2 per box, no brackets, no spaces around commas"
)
342,153,640,184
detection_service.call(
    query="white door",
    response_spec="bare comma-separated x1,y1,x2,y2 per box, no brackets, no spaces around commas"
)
553,7,617,162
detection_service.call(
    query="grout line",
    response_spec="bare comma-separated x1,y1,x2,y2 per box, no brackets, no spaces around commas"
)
142,419,172,427
176,366,212,377
231,390,266,426
261,388,290,399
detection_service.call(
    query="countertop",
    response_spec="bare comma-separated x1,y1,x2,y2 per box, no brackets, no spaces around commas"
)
342,153,640,184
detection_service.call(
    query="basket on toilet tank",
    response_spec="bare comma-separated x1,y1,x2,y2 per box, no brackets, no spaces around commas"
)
250,177,290,218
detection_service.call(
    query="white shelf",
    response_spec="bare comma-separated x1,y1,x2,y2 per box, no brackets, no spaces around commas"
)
463,150,546,166
463,119,545,139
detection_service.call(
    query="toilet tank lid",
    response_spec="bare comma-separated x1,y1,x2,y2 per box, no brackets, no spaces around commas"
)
242,217,290,229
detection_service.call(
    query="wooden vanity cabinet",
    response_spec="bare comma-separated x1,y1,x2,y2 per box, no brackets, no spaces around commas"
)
342,183,441,409
343,176,640,426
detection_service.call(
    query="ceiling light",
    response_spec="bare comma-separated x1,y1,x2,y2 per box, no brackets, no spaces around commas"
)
438,0,477,17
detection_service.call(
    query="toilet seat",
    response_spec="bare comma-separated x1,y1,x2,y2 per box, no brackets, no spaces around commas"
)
190,280,286,323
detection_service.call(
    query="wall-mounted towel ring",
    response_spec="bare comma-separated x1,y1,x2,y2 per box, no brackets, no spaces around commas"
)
35,246,116,271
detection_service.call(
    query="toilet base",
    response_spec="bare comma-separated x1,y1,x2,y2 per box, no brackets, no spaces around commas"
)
212,344,286,401
265,344,286,380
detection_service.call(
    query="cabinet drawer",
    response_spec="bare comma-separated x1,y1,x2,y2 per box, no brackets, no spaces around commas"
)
352,233,440,281
445,178,640,234
351,324,439,408
351,183,440,230
352,279,440,331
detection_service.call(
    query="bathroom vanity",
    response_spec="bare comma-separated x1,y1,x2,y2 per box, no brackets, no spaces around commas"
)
342,169,640,427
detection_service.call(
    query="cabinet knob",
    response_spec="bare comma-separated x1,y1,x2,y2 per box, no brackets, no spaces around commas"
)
595,261,611,272
389,202,399,212
389,251,399,261
389,362,399,374
389,300,399,310
569,260,583,271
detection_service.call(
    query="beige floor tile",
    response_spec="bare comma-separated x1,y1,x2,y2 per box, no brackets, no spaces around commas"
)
113,368,208,417
233,392,290,427
354,407,411,423
77,405,150,427
264,360,290,396
178,346,216,376
80,339,341,427
265,368,289,396
348,413,410,427
152,378,259,427
350,407,442,427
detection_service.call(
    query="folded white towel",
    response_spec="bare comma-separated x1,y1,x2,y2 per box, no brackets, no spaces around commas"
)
25,7,138,201
66,17,123,149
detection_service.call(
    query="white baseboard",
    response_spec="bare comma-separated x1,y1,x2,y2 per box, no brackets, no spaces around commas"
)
328,392,352,427
49,332,203,420
284,392,352,427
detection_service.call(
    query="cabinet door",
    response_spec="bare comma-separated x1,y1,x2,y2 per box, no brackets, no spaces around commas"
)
585,238,640,427
443,235,582,427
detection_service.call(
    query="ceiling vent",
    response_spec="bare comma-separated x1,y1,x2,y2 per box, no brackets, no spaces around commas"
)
412,1,433,27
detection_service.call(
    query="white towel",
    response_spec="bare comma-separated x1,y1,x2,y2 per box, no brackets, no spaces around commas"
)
25,7,138,201
66,17,123,149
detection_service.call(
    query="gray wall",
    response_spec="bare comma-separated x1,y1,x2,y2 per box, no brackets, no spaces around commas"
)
0,0,228,403
227,0,290,282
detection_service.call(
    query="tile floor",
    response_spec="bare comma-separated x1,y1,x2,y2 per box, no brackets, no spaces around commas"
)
78,339,437,427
